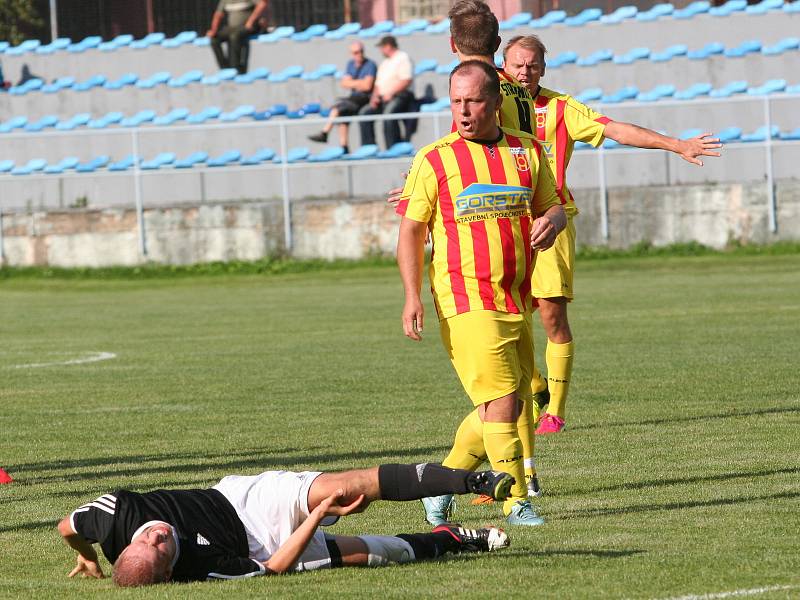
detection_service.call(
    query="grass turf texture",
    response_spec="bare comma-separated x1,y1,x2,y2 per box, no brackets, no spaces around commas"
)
1,252,798,599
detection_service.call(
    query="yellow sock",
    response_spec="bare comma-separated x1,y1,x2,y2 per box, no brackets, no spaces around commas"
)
516,398,537,488
482,421,527,514
442,409,485,471
545,340,574,419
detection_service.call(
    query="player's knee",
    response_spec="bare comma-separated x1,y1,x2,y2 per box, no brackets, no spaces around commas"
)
358,536,415,567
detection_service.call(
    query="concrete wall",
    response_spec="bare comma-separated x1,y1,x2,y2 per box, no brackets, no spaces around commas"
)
2,178,798,267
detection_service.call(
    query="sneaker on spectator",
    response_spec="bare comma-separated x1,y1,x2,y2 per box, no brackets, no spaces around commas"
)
308,131,328,143
535,413,565,435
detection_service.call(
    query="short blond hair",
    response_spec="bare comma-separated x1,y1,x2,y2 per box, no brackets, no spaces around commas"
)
503,35,548,63
112,549,170,587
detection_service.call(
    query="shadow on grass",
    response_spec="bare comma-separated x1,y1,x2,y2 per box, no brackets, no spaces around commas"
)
582,465,800,495
554,489,800,521
571,406,800,431
435,547,646,564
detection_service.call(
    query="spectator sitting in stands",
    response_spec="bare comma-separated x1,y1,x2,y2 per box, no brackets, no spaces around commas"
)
358,36,415,150
207,0,269,74
308,41,377,155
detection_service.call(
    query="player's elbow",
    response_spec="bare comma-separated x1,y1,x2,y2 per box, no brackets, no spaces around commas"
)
57,517,74,538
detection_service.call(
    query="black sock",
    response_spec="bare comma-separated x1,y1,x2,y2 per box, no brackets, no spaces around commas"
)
396,531,457,560
378,463,470,501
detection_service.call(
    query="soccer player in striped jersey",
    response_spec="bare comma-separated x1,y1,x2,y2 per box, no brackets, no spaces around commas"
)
397,60,566,526
503,35,722,434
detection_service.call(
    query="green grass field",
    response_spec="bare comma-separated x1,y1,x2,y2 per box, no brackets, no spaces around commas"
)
1,252,799,599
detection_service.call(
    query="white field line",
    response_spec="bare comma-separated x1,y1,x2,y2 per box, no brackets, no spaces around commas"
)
657,584,799,600
13,351,117,369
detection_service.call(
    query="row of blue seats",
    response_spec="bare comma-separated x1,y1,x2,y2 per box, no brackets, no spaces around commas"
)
0,142,416,176
0,102,331,134
6,35,798,98
3,0,799,58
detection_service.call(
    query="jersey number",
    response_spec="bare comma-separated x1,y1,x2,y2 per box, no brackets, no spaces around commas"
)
514,98,533,134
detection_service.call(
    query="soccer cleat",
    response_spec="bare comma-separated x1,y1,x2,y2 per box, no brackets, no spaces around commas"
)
535,413,565,435
532,387,550,410
432,524,510,553
467,470,515,501
422,494,454,526
528,475,542,498
307,131,328,143
506,500,545,526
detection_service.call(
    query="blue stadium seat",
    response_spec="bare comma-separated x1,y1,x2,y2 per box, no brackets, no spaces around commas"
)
601,5,638,23
709,0,746,16
174,151,208,168
687,42,725,60
602,138,621,149
251,110,272,121
162,31,197,48
531,10,567,27
76,155,109,172
573,141,593,150
6,39,41,56
377,142,414,158
233,66,270,84
636,84,676,102
575,87,603,102
109,155,138,171
740,125,780,142
136,71,171,89
99,34,134,51
421,97,450,112
324,22,362,39
308,147,346,162
679,128,704,140
130,32,166,49
153,108,190,125
435,59,459,74
636,2,675,21
268,104,288,116
301,64,337,81
67,35,101,53
220,105,256,122
257,26,295,43
268,65,304,82
0,115,28,132
36,37,71,54
55,112,91,131
762,37,800,56
547,51,578,68
104,73,138,89
168,69,203,87
425,18,451,33
343,144,379,160
241,148,276,165
141,152,176,170
186,106,222,124
358,21,394,38
414,59,438,76
613,47,650,64
724,40,762,58
565,8,602,26
786,83,800,94
44,156,80,174
650,44,688,62
577,49,613,66
601,85,639,103
709,80,748,98
785,0,800,12
193,37,211,47
25,114,59,131
0,159,15,172
745,0,783,14
747,79,787,95
8,78,43,95
499,12,532,30
88,111,124,129
0,41,9,52
285,147,310,163
207,150,242,167
42,76,75,93
674,82,712,99
121,109,156,127
716,127,742,143
12,158,47,175
393,18,430,35
779,127,800,140
292,24,328,42
673,1,710,19
73,74,106,92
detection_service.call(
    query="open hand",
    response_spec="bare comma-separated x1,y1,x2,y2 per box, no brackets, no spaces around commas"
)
68,555,104,579
679,133,722,166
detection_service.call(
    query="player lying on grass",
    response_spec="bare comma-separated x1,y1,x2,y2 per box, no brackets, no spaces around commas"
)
58,462,513,586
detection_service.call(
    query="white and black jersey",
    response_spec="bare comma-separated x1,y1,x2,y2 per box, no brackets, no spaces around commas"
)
70,488,265,581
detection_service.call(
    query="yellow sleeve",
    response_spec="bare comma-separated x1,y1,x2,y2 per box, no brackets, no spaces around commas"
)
564,96,611,148
531,149,560,216
396,151,438,223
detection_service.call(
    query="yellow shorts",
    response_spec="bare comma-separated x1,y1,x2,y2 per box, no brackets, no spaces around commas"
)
532,215,576,300
439,310,534,406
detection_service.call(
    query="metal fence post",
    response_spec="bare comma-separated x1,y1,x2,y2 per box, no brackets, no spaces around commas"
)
598,144,609,241
764,96,777,233
132,129,148,258
0,209,5,264
279,121,292,253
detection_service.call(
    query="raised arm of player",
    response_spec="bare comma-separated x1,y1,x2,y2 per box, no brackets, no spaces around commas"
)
397,217,428,341
263,489,364,574
58,517,105,579
603,121,722,166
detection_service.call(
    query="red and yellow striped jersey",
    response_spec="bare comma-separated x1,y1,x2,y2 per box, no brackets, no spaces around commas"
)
532,86,611,215
397,128,560,320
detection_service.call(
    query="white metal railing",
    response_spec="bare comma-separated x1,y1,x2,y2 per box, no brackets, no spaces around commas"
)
0,92,797,260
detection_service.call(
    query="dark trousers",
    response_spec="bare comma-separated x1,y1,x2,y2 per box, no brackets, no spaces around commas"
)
211,25,251,74
358,91,415,148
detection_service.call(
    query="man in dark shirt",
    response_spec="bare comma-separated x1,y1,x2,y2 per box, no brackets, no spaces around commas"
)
59,462,513,586
206,0,269,74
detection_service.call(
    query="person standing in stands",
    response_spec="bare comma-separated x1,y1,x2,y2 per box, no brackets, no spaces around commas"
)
207,0,269,74
308,41,377,155
358,36,415,150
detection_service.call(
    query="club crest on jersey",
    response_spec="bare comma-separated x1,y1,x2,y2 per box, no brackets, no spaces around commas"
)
454,183,532,223
515,154,530,172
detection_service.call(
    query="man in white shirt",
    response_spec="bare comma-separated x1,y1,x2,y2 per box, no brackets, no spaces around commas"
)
358,35,415,149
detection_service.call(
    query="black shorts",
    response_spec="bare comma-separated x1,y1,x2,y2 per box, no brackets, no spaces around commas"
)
334,94,370,116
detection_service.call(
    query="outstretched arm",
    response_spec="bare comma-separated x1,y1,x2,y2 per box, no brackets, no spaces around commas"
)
603,121,722,166
58,517,105,579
